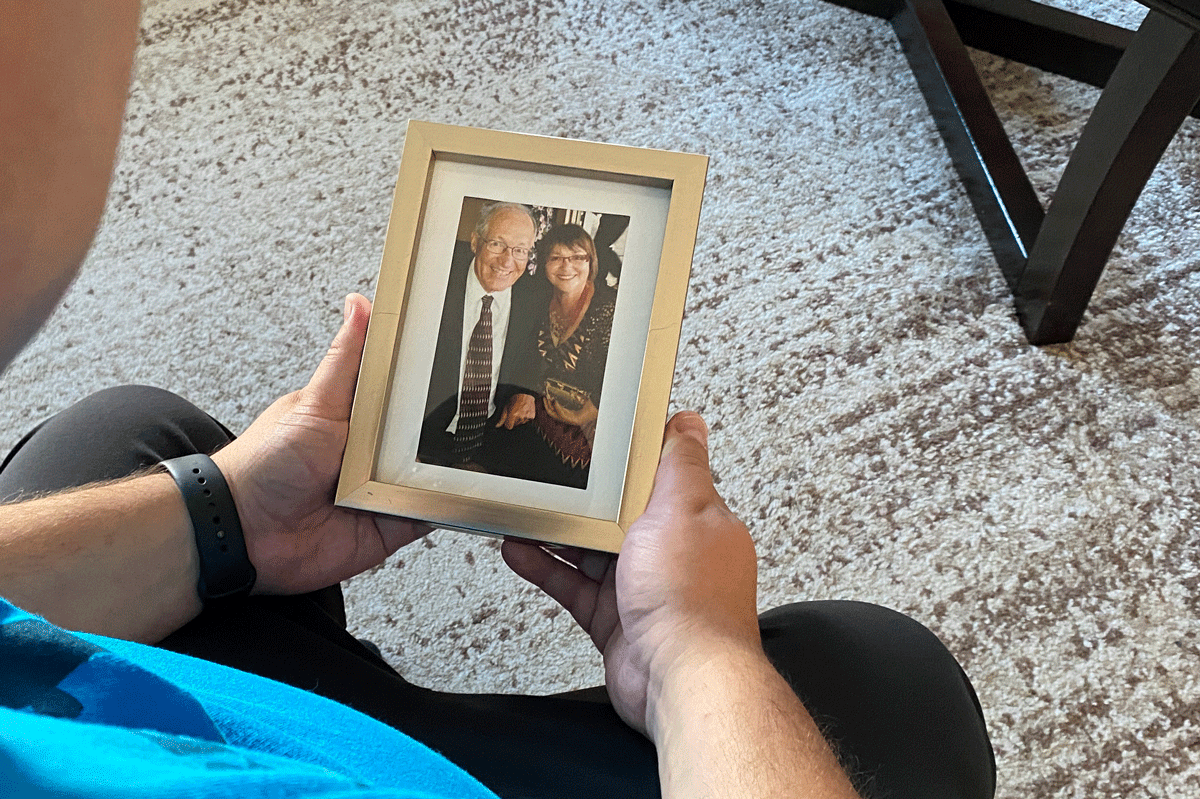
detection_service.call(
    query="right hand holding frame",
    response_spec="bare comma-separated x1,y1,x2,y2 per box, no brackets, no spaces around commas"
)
501,411,760,735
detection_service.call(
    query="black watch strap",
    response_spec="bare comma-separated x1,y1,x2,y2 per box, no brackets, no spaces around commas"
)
162,454,257,602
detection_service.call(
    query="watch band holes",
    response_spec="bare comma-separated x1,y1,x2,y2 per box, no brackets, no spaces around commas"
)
162,454,255,602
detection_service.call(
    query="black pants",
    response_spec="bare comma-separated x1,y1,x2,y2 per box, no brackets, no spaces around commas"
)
0,386,996,799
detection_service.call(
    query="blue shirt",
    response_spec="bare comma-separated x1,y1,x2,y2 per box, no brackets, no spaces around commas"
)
0,599,497,798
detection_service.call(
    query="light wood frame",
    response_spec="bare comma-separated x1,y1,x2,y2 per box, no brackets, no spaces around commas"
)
336,120,707,552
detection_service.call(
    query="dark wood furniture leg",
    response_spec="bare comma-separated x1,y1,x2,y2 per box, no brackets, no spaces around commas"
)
822,0,1200,344
891,0,1045,290
1017,11,1200,343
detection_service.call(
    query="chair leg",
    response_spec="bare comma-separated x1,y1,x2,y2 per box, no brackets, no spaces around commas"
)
1015,9,1200,344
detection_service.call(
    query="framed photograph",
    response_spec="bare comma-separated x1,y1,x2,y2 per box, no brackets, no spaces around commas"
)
336,120,707,552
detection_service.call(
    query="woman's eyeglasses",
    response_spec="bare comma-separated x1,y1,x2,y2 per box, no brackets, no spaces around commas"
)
546,254,590,267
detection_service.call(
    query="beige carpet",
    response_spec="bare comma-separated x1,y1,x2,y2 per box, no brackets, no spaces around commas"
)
3,0,1198,795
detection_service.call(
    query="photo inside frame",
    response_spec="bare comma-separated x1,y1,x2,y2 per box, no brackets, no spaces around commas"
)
375,158,671,522
412,196,631,493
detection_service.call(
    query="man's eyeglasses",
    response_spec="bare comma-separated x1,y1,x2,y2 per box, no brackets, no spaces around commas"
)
482,239,532,262
546,254,590,267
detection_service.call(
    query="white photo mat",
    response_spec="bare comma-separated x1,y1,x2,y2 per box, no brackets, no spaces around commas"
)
375,158,670,522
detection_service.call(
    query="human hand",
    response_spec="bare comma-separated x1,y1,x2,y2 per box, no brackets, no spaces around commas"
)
212,293,429,596
502,411,760,736
496,393,536,429
542,393,599,429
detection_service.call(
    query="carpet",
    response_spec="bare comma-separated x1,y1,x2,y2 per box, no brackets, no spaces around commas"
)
2,0,1197,795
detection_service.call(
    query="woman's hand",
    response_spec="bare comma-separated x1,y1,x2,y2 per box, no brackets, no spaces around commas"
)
543,393,599,429
212,293,429,596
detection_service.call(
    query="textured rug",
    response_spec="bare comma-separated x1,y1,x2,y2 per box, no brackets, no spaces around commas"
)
3,0,1198,795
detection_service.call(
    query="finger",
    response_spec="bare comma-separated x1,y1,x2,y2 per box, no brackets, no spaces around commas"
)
503,541,622,657
646,411,722,512
541,545,614,582
502,540,601,619
374,515,434,553
302,293,372,420
662,409,709,460
579,550,614,582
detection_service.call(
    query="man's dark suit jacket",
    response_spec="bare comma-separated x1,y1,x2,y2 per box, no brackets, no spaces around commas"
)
418,240,547,466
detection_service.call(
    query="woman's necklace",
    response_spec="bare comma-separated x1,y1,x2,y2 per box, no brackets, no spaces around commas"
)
550,308,571,343
550,284,593,344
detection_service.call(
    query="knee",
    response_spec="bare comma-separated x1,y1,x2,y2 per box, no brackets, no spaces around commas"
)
69,385,196,421
761,600,959,673
48,385,231,449
759,600,996,799
0,385,233,495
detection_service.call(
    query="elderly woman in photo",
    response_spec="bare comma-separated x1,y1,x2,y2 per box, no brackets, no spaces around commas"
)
500,223,616,489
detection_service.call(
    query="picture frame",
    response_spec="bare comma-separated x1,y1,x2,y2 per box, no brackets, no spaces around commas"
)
336,120,708,553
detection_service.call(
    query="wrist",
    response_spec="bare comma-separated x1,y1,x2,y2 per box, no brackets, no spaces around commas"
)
209,446,257,560
161,454,256,602
645,630,769,743
644,630,863,799
0,473,204,641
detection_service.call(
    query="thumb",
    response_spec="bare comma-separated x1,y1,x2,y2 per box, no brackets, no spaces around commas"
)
302,293,372,420
644,411,720,513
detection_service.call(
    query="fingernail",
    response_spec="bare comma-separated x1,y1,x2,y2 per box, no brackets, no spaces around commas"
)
343,294,354,323
674,412,709,448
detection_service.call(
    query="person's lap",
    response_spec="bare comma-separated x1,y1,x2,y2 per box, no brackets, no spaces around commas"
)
0,385,996,799
418,402,586,488
474,420,589,489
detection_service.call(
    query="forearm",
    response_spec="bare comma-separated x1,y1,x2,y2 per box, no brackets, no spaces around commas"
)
650,641,862,799
0,473,202,643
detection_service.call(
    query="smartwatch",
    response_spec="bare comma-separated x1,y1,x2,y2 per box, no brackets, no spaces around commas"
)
161,454,257,602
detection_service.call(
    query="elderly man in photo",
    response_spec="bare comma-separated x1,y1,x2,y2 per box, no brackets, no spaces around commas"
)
418,201,548,473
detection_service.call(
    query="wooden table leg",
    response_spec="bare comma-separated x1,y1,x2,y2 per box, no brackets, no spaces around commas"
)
818,0,1200,343
892,0,1045,289
1016,9,1200,344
